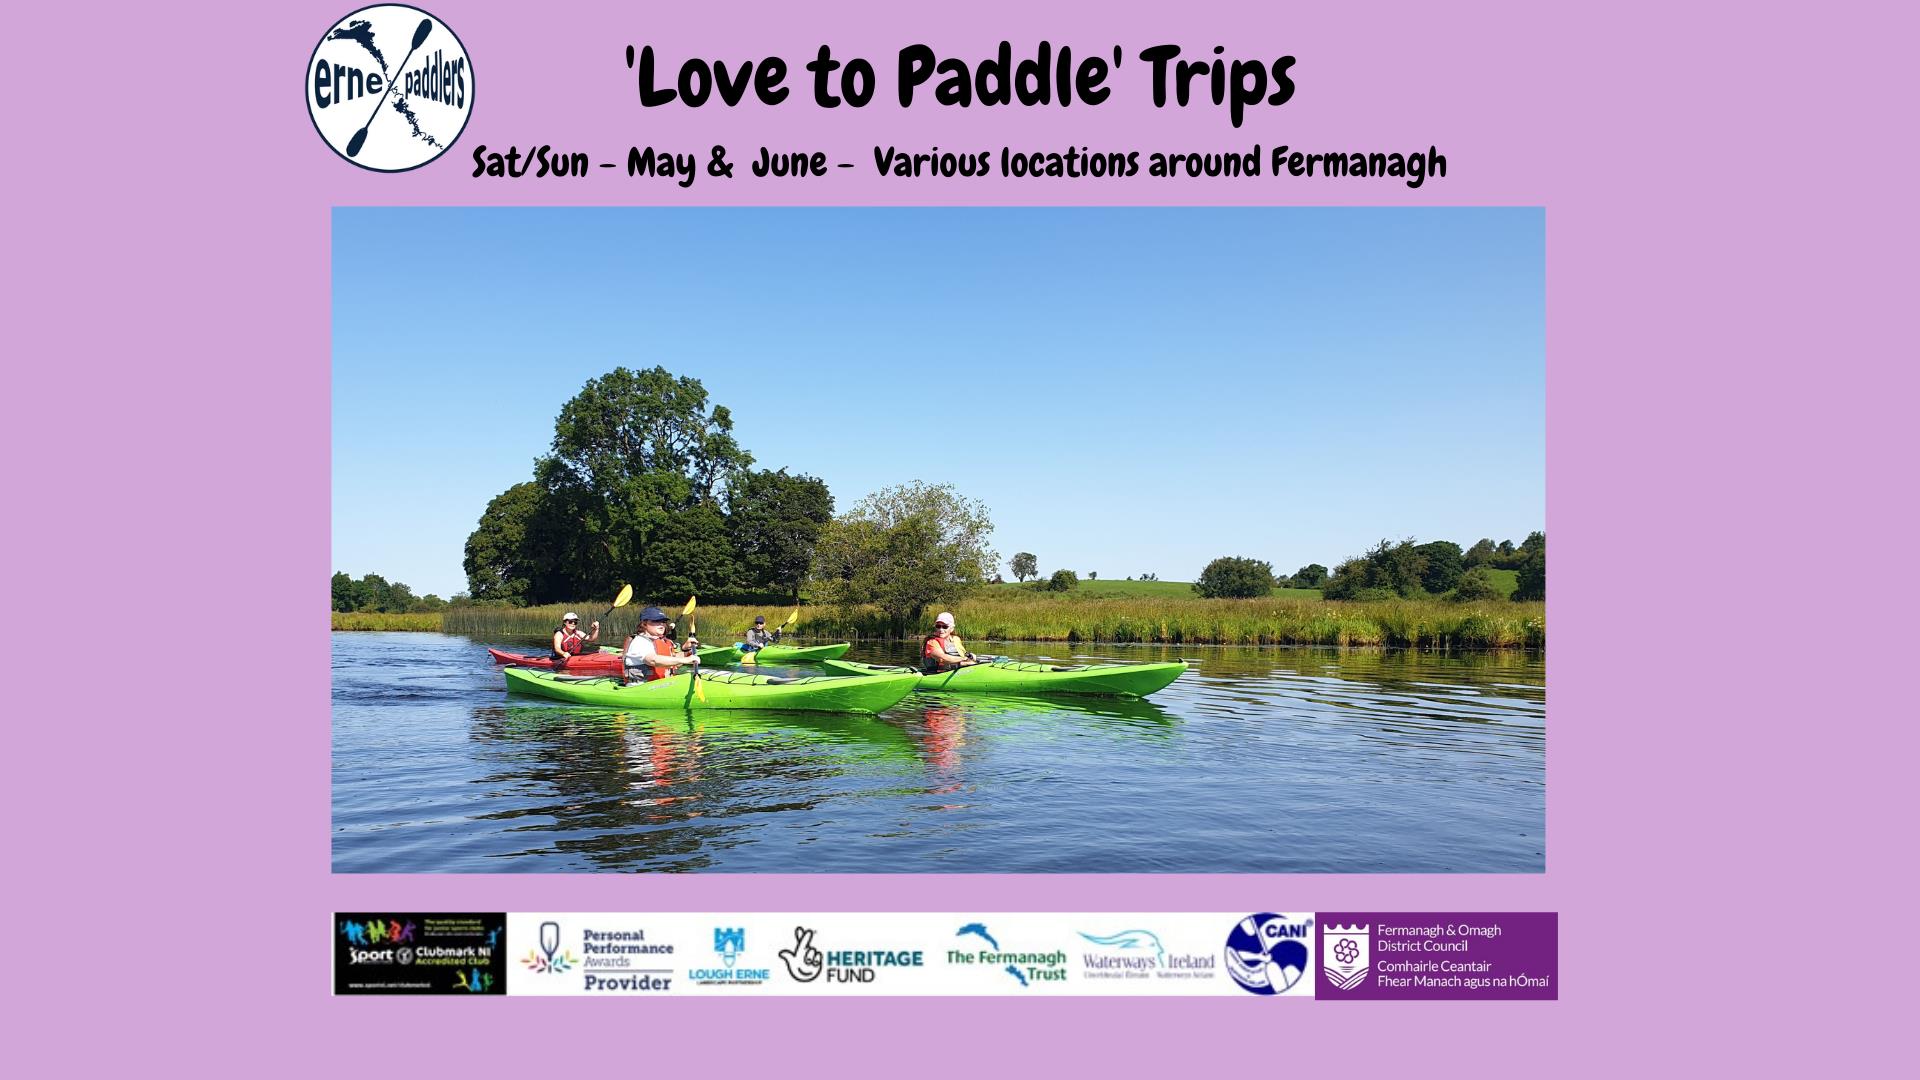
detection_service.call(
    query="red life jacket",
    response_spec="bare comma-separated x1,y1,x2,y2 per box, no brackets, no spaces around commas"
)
923,635,964,672
634,636,675,681
555,626,586,655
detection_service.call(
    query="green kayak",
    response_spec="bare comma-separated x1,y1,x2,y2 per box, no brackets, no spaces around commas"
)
502,665,918,713
599,642,852,663
694,642,853,665
820,658,1189,698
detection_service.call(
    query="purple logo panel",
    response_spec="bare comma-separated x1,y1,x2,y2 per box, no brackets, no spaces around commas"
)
1316,913,1556,1000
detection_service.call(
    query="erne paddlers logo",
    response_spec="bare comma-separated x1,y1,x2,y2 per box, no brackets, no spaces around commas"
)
306,5,473,171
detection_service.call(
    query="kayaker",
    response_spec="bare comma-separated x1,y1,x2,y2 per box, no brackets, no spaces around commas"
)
623,605,701,683
742,615,781,655
923,612,981,673
550,611,600,668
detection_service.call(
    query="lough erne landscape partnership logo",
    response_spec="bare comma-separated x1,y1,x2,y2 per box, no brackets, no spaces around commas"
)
306,5,473,171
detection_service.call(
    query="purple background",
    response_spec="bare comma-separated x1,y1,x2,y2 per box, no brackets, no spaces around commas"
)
15,0,1899,1074
1317,913,1558,1000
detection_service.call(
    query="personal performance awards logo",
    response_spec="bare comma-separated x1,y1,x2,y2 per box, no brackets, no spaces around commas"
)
1223,913,1313,996
521,920,579,975
306,5,473,171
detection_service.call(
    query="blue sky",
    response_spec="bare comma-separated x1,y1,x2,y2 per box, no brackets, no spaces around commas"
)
333,207,1543,598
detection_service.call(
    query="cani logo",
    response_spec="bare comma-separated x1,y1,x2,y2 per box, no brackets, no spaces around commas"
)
1224,913,1313,995
306,5,473,171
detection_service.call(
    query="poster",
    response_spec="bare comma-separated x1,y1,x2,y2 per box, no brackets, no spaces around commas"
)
15,0,1895,1074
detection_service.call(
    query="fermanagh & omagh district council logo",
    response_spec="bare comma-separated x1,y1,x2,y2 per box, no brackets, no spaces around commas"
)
306,5,473,171
1323,924,1371,990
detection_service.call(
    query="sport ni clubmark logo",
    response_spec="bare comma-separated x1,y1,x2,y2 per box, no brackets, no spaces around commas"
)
1323,924,1371,990
1224,914,1313,996
306,5,473,171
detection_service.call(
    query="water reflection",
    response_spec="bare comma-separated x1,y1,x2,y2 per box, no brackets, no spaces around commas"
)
333,633,1544,872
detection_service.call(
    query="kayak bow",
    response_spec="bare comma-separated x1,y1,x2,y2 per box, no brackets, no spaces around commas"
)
819,658,1188,698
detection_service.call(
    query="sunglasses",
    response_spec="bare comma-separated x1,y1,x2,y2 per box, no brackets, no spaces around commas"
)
934,623,950,629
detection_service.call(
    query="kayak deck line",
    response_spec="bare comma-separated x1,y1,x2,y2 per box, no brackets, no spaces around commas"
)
819,658,1190,698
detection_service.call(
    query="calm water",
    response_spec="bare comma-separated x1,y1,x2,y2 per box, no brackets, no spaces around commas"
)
332,633,1544,873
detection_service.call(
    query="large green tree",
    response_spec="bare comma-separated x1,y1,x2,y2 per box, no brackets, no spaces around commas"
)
810,482,997,632
1464,538,1499,567
727,469,834,601
463,481,541,603
1413,541,1466,594
1010,552,1037,583
463,367,758,605
1322,539,1429,599
544,367,750,502
1194,556,1275,599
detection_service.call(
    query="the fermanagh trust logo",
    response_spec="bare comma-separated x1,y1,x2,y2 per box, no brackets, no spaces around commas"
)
306,5,473,171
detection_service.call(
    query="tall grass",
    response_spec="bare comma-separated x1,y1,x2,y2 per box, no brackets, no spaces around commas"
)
444,596,1544,649
332,611,444,631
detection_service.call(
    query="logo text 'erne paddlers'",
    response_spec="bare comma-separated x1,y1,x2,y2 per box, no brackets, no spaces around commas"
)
307,5,473,171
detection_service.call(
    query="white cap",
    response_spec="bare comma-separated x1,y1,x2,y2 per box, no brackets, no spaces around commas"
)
563,612,580,621
934,612,956,628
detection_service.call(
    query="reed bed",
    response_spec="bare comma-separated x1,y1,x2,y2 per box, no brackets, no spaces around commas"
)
331,611,445,631
444,597,1544,650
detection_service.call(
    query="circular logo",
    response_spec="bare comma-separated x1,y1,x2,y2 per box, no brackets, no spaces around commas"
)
395,946,415,965
1224,913,1310,995
306,5,473,171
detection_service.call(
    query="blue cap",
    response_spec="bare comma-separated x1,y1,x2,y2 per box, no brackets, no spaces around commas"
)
638,606,669,623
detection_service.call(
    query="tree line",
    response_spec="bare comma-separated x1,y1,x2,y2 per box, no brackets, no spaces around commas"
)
458,368,999,632
1191,533,1545,602
331,572,452,614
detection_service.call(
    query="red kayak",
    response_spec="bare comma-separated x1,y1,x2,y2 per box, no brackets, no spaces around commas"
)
485,647,624,674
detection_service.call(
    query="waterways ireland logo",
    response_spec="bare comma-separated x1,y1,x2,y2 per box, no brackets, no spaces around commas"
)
1224,914,1313,996
306,5,474,171
1077,928,1214,981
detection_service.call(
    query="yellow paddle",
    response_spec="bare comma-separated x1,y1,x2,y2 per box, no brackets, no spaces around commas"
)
682,595,706,703
597,583,634,628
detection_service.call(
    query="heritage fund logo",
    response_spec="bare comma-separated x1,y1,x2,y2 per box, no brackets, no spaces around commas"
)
306,5,473,171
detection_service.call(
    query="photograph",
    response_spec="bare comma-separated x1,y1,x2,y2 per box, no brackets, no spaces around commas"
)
331,206,1544,873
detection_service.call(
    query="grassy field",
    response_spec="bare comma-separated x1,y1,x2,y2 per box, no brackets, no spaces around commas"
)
1482,568,1519,598
988,579,1325,601
443,594,1543,649
331,611,445,631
